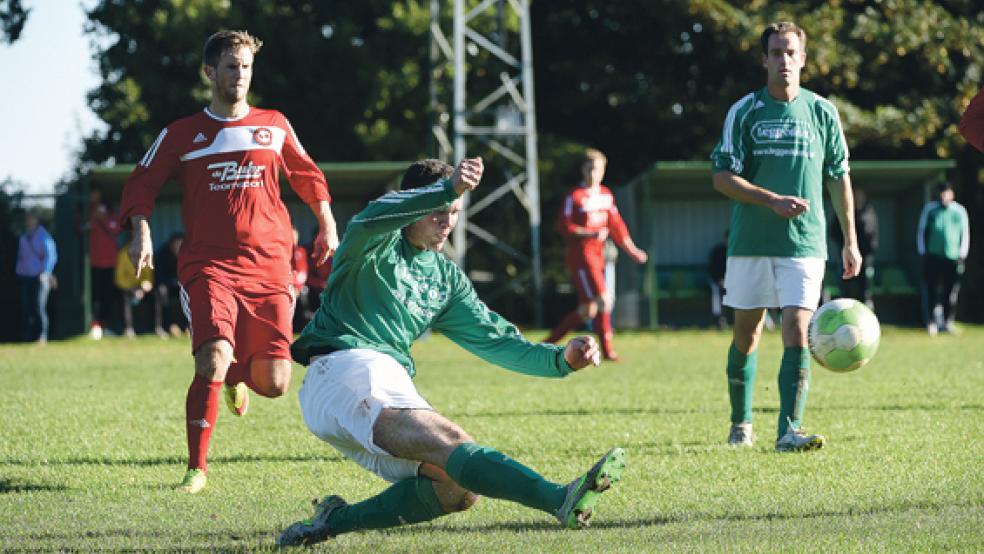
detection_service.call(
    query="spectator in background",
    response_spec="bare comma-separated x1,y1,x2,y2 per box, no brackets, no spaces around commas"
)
707,230,728,329
831,187,879,309
958,85,984,152
154,232,185,338
917,183,970,336
16,212,57,343
115,237,155,338
88,188,120,339
290,226,310,333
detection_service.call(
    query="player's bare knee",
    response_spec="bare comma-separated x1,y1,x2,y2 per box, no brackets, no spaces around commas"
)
579,302,598,320
194,340,233,380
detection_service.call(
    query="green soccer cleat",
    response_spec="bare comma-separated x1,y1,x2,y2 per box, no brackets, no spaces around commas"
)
277,495,348,547
224,382,249,417
555,448,626,529
727,422,754,447
775,424,826,452
176,468,207,494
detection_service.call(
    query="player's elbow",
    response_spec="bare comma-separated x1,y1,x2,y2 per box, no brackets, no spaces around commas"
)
712,171,734,194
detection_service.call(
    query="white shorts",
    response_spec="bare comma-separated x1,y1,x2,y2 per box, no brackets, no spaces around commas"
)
298,348,432,483
723,256,825,310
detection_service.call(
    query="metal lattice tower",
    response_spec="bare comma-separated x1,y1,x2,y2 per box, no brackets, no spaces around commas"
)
429,0,543,325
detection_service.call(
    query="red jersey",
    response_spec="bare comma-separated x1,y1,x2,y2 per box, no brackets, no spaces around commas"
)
89,202,120,268
959,86,984,153
120,107,330,287
558,183,631,268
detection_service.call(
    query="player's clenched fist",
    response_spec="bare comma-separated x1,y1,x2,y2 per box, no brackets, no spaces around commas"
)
452,157,484,195
563,335,601,370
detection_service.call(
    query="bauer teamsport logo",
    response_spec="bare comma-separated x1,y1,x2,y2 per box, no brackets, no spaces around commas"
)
193,132,208,143
206,160,266,191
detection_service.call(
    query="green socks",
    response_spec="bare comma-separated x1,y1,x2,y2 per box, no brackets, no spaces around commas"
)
726,343,758,424
777,346,811,439
446,443,567,514
326,477,445,535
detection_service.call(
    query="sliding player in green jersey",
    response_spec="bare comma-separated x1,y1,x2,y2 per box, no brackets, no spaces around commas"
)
710,21,861,452
279,157,625,546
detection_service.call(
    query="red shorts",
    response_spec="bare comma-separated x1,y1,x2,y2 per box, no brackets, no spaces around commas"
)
180,276,294,366
568,263,607,304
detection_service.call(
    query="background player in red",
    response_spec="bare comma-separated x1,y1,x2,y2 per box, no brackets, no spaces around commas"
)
959,85,984,152
120,30,338,494
545,149,648,361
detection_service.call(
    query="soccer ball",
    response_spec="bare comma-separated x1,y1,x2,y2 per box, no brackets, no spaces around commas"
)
808,298,880,372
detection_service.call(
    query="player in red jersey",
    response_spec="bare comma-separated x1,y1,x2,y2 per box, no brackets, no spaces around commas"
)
120,30,338,494
545,149,647,361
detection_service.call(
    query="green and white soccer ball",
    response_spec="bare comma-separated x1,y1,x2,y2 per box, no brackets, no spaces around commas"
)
808,298,880,372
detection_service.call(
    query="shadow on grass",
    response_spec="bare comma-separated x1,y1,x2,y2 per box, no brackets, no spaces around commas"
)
400,498,983,535
0,477,68,494
0,452,344,467
449,403,984,419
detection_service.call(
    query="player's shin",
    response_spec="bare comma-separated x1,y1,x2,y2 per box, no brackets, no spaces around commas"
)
324,477,445,534
445,443,566,514
777,347,811,438
186,375,222,471
727,343,758,424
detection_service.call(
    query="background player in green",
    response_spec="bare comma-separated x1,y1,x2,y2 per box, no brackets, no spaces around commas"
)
279,157,625,546
710,21,861,451
916,182,970,336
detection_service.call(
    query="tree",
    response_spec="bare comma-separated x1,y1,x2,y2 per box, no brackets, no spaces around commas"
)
0,0,28,44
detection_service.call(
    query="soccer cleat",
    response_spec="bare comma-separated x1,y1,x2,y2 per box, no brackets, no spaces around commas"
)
555,448,626,529
224,382,249,417
926,322,939,336
775,424,825,452
603,352,620,362
277,495,348,547
727,422,754,447
176,468,207,494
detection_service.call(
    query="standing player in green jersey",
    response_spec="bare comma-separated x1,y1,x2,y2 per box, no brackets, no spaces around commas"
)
278,157,626,546
710,21,861,452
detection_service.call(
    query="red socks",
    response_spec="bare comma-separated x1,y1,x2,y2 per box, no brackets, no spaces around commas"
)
545,310,586,344
594,311,617,359
186,374,222,471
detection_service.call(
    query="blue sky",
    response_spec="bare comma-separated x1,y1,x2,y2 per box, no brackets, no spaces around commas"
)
0,1,104,196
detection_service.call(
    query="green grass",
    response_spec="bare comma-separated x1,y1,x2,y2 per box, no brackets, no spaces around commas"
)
1,326,983,551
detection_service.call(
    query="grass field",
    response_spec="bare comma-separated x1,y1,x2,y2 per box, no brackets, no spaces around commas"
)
1,325,983,551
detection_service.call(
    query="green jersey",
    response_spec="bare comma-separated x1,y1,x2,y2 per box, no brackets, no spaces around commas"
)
917,200,970,261
710,87,850,258
291,178,573,379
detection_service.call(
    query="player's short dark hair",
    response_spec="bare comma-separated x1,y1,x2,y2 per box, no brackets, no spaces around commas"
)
400,159,454,191
936,182,954,194
760,21,807,54
203,30,263,68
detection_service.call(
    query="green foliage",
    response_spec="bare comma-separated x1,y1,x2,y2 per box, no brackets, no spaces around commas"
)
0,0,28,44
1,328,983,550
82,1,436,166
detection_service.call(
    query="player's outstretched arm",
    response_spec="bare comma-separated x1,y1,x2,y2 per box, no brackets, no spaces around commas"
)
564,335,601,370
452,157,484,196
128,215,155,277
